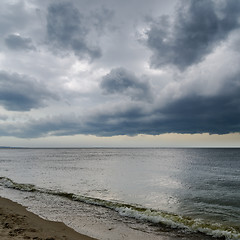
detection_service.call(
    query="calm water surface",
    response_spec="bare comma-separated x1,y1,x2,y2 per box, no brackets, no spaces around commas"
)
0,148,239,239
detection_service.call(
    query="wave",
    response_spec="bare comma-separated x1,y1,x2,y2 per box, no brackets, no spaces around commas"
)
0,176,239,240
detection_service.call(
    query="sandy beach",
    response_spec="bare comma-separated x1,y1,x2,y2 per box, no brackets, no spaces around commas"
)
0,195,219,240
0,197,96,240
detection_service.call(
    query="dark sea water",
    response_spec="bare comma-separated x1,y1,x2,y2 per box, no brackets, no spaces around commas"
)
0,148,239,239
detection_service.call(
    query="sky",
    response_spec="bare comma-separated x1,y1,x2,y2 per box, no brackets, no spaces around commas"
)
0,0,240,147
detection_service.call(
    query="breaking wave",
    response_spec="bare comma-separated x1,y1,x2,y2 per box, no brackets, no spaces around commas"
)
0,176,239,240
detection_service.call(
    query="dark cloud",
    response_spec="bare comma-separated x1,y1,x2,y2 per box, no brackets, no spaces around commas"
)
146,0,240,70
158,94,240,134
100,68,152,101
46,2,101,60
0,71,56,111
79,84,240,136
0,0,239,142
0,106,148,138
2,76,240,138
82,82,240,136
5,34,36,51
0,114,84,138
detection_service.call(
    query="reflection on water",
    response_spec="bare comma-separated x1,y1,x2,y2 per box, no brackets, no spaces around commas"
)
0,148,239,226
175,148,240,225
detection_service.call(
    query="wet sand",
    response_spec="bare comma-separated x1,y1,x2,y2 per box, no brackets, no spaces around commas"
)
0,197,96,240
0,196,218,240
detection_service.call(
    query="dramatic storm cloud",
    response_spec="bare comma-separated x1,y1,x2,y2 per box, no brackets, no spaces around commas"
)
0,0,239,146
46,2,101,60
100,68,152,101
146,0,240,69
0,71,56,111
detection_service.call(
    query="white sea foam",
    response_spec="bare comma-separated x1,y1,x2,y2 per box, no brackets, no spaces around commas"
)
1,176,240,240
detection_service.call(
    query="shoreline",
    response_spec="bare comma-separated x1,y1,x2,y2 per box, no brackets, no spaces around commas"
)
0,196,96,240
0,191,184,240
0,194,220,240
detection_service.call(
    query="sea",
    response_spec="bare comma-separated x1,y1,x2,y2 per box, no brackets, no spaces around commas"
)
0,148,239,239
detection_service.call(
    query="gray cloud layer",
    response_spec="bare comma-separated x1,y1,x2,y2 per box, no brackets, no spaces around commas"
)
2,66,240,138
5,34,36,51
2,86,239,138
11,87,239,138
146,0,240,69
100,68,151,101
0,71,56,111
0,0,239,141
47,2,101,60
